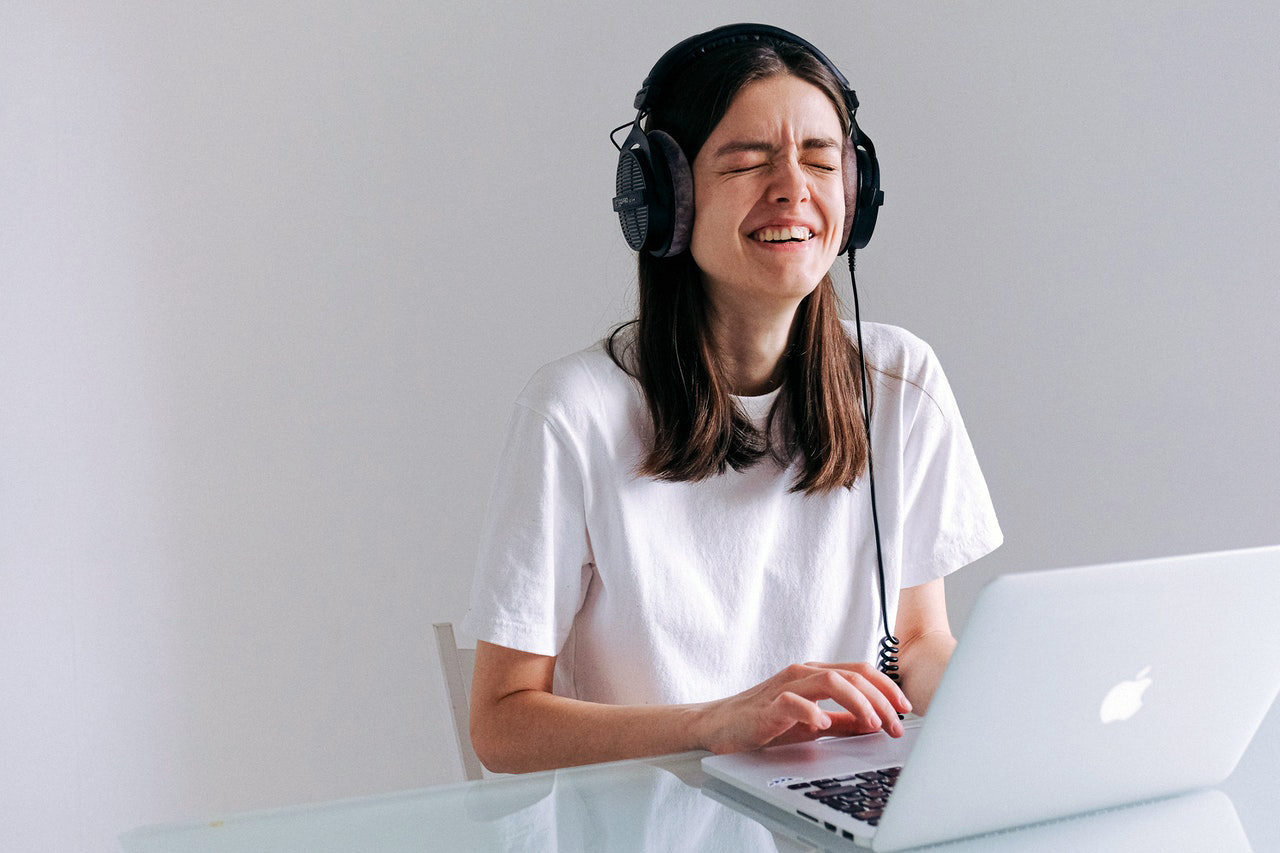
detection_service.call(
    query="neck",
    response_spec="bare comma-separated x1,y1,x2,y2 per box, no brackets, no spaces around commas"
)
708,301,800,396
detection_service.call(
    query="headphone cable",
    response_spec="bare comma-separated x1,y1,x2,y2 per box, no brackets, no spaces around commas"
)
848,249,900,683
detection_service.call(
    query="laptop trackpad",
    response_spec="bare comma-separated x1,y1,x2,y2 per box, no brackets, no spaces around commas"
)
797,728,918,777
706,727,920,786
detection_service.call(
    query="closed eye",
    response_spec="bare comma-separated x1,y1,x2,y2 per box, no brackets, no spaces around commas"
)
805,156,841,173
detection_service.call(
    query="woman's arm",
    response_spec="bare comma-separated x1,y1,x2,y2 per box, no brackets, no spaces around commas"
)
470,641,913,774
894,577,958,714
469,641,700,773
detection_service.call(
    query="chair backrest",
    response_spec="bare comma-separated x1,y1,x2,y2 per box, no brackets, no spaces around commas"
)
433,622,485,781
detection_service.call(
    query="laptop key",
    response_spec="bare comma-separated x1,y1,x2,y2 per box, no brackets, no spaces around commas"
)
806,784,862,799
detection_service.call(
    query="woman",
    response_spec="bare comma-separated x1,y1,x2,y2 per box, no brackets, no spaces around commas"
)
462,24,1001,774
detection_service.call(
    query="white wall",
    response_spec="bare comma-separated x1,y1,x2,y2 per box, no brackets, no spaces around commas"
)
2,2,1277,851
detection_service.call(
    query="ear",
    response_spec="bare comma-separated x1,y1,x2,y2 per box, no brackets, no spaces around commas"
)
649,131,694,256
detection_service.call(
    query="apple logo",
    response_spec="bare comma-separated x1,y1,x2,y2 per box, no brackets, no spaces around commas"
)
1099,666,1153,724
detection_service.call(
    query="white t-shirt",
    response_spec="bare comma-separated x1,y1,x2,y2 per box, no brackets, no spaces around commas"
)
462,322,1002,706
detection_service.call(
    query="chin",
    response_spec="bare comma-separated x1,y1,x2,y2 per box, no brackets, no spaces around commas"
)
761,277,824,308
782,269,828,297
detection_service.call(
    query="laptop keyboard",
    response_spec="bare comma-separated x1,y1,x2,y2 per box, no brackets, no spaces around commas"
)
789,766,901,826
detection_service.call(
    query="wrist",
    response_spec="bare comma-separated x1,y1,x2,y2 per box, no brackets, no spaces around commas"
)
682,700,717,753
685,699,738,754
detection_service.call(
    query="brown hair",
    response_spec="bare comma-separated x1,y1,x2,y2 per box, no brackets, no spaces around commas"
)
608,37,869,493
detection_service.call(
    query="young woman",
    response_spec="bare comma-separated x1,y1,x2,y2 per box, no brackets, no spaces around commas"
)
462,25,1001,774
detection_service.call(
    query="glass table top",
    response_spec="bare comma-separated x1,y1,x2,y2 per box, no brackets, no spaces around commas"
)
121,742,1273,852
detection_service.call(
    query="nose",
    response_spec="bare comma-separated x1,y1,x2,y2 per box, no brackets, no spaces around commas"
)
770,157,809,204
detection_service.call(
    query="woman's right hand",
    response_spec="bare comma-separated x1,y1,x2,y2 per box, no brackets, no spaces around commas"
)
692,662,912,755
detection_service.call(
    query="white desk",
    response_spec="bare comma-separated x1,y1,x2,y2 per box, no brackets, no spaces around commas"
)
122,700,1278,852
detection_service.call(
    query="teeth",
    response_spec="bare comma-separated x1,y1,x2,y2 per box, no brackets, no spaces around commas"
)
754,225,813,242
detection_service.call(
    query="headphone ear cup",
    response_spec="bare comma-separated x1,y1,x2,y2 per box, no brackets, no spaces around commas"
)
614,127,661,253
647,131,694,257
847,141,882,252
840,138,858,254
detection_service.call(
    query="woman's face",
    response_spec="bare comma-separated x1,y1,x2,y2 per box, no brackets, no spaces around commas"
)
689,73,847,320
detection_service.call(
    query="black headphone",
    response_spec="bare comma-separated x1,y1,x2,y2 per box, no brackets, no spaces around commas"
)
611,23,884,258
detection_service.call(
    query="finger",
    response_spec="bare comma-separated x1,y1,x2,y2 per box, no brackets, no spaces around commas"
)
839,672,907,737
760,693,846,748
788,670,885,730
770,690,833,734
791,669,904,737
807,662,913,713
819,710,885,737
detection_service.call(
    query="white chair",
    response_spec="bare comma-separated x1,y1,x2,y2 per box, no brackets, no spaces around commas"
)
433,622,485,781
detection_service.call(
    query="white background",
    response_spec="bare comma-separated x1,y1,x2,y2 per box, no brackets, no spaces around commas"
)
2,2,1278,851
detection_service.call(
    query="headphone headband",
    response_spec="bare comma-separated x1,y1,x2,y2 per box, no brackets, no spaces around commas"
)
635,24,858,116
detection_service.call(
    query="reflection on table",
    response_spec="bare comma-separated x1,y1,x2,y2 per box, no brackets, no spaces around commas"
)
121,746,1264,852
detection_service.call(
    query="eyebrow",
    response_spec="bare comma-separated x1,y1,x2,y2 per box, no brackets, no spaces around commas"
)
711,137,842,158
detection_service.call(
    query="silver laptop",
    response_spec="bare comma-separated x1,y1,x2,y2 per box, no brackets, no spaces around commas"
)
702,546,1280,851
702,784,1252,853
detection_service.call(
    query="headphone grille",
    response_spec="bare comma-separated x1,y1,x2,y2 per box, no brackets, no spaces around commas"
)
615,155,648,250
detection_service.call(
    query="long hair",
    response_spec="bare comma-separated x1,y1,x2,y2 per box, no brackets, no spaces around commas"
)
608,37,870,494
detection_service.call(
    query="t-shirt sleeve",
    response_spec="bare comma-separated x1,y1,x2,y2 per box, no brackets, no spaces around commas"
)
460,399,594,657
895,343,1003,588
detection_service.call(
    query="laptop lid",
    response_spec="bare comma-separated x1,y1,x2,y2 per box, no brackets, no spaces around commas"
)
704,545,1280,851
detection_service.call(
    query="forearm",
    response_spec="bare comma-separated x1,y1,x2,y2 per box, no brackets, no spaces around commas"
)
896,629,956,714
471,689,705,774
470,642,910,774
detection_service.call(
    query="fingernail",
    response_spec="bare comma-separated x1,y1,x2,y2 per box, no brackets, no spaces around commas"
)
819,712,832,729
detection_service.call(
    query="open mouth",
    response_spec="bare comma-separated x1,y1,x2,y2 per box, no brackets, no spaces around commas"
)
751,225,814,243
